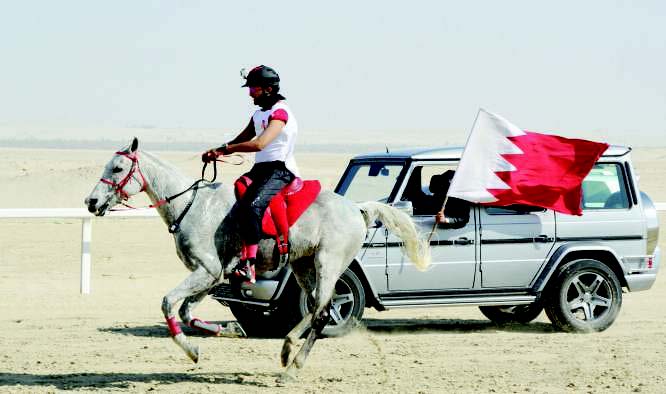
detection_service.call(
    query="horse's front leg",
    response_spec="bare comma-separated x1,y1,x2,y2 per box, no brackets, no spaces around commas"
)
179,290,220,335
162,265,218,363
179,290,246,337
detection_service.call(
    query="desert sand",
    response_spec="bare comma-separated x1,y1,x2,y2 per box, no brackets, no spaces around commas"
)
1,146,665,393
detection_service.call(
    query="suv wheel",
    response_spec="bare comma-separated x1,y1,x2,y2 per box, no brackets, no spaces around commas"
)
229,292,300,338
479,303,543,324
298,268,366,338
229,268,365,338
544,259,622,332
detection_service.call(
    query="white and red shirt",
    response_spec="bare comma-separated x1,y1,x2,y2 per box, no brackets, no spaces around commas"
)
252,101,299,176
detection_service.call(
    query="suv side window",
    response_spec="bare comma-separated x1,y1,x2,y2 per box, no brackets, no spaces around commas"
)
400,164,457,216
582,163,630,210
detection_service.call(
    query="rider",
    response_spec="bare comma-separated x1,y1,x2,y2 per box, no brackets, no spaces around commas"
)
203,65,299,283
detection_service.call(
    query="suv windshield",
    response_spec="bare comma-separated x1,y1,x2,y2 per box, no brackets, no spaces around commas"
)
336,162,404,202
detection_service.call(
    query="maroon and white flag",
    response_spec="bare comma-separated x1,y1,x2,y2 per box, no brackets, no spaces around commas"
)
447,109,609,215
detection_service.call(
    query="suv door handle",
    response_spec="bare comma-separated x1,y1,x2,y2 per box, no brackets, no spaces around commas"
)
533,234,553,243
454,237,474,245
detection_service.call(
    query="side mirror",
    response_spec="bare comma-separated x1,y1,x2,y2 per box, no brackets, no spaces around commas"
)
392,200,414,216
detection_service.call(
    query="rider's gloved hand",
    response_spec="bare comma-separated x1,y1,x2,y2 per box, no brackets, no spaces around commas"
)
215,143,230,156
202,143,229,163
201,150,217,163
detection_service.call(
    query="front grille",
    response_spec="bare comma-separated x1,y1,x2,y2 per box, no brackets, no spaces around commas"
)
209,283,235,300
208,282,271,308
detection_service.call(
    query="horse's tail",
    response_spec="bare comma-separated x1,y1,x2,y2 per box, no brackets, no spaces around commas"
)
358,201,431,271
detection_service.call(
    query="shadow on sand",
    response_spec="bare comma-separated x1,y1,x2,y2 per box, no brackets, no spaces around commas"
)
98,321,241,338
99,318,556,340
0,371,278,390
363,318,556,334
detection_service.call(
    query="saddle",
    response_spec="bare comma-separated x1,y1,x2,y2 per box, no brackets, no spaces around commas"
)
234,176,321,255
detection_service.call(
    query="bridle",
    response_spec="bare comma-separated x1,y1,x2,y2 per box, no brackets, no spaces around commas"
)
99,149,243,233
100,150,147,201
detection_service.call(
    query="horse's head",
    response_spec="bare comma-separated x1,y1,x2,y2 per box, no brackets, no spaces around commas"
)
85,137,147,216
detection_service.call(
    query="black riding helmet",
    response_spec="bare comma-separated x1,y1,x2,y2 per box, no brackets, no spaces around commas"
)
241,65,280,89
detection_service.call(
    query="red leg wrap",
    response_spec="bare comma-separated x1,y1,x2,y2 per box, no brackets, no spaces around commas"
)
166,316,182,336
240,241,247,260
190,318,221,335
246,244,258,259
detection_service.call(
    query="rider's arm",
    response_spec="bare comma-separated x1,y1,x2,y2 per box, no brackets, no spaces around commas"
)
203,120,254,159
225,119,255,146
226,119,286,153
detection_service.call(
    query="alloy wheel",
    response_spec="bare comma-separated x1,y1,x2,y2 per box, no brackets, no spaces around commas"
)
562,271,613,322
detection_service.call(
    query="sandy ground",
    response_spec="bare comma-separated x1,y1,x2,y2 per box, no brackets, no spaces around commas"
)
1,147,665,393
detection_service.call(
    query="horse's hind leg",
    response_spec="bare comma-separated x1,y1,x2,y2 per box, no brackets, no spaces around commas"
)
179,290,221,336
283,250,340,378
281,256,317,367
162,266,218,363
281,312,312,367
283,305,330,379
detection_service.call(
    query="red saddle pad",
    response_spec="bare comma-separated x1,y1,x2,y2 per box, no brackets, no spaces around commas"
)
234,176,321,240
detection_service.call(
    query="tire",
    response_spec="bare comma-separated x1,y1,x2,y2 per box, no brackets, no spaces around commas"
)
229,274,304,338
544,259,622,332
229,303,280,338
229,268,366,338
479,303,543,324
296,268,366,338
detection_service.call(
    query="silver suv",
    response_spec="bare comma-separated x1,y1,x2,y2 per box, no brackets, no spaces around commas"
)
211,145,660,336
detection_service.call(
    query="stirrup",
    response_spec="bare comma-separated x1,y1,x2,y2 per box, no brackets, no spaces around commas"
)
277,240,290,266
232,260,256,284
279,252,290,267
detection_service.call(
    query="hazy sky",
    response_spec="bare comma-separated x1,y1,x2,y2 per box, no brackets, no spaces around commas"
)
1,1,665,142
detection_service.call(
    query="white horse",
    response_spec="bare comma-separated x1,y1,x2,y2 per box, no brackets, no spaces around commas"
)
84,138,430,379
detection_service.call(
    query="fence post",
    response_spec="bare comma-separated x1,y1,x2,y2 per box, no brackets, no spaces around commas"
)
80,217,92,294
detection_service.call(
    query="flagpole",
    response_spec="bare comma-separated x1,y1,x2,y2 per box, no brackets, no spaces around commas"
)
427,195,448,243
426,108,482,243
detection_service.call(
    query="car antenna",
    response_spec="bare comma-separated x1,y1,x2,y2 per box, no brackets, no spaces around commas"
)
385,145,390,153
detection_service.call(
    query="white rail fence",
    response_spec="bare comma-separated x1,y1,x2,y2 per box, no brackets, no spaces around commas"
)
0,208,158,294
2,203,666,295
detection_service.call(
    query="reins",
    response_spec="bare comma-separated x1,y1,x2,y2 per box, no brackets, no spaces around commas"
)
105,151,244,233
164,160,217,233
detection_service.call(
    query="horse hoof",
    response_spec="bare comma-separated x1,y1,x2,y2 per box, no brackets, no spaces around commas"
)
182,343,199,363
173,333,199,363
277,371,296,384
188,346,199,363
218,322,247,338
280,340,292,367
